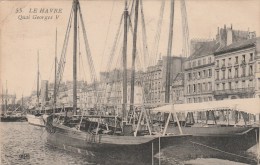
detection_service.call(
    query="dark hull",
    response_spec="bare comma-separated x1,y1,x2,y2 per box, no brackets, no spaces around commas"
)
164,126,259,164
167,126,259,152
0,116,27,122
46,123,191,163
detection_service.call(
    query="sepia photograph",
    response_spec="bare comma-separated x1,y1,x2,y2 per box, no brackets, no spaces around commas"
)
0,0,260,164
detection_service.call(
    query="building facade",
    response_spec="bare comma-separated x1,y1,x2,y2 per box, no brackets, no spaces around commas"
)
214,37,260,100
184,39,217,103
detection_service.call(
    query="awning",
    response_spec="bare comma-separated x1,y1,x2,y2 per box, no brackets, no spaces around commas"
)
152,98,260,115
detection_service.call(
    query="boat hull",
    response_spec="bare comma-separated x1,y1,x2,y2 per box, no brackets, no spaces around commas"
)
26,114,48,127
167,126,259,154
46,123,191,163
0,116,27,122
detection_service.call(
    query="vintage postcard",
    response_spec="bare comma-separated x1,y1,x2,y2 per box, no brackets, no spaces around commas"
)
0,0,260,164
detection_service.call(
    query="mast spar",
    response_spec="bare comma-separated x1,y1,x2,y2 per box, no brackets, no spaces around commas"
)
37,51,40,107
73,0,79,115
122,0,128,121
130,0,139,112
165,0,175,103
54,28,57,113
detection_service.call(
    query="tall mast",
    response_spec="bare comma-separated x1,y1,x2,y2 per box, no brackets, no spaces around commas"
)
37,51,40,106
1,86,3,113
73,0,78,114
21,94,24,112
165,0,175,103
54,28,58,113
5,81,7,114
122,0,128,120
130,0,139,111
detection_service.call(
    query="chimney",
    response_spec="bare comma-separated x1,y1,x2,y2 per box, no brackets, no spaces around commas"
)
227,28,233,46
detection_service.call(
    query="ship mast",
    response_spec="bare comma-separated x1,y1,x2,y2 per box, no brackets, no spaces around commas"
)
122,0,128,120
54,28,58,113
73,0,79,115
5,81,7,115
37,51,40,107
130,0,139,112
165,0,175,103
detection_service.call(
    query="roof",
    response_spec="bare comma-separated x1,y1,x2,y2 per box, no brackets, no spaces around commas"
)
152,98,260,115
215,37,260,55
172,72,184,82
189,40,220,60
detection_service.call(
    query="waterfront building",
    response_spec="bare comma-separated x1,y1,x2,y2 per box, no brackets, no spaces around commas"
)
184,39,218,103
214,37,260,100
143,56,184,105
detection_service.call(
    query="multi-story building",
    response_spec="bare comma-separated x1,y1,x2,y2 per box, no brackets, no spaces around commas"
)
184,39,218,103
214,37,260,100
184,25,257,103
143,56,184,105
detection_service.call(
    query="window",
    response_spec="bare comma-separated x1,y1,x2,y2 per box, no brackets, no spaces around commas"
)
235,68,239,78
249,65,253,75
258,78,260,90
209,97,212,101
235,81,238,89
203,82,206,91
222,59,225,67
222,70,225,79
203,58,206,65
208,82,212,91
193,84,196,93
235,56,238,64
249,80,253,88
222,83,225,90
228,82,232,90
228,57,231,65
216,71,220,80
205,83,208,91
198,72,201,79
242,66,246,77
242,55,246,62
193,61,196,67
228,68,232,78
216,83,219,90
198,83,201,92
188,73,192,80
198,60,201,66
208,57,212,64
250,53,253,61
203,70,206,78
216,60,219,67
208,69,212,77
242,80,246,88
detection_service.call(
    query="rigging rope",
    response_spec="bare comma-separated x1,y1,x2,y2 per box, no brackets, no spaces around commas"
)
78,4,97,84
56,6,73,95
151,0,165,66
100,0,115,68
180,0,190,58
140,0,150,70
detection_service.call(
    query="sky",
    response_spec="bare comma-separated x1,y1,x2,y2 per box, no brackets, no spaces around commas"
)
0,0,260,99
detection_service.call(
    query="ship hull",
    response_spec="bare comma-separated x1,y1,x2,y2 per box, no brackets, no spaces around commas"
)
26,114,48,127
167,126,259,152
0,116,27,122
46,123,191,163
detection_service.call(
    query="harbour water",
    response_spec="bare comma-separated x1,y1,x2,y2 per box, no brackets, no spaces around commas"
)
0,122,257,165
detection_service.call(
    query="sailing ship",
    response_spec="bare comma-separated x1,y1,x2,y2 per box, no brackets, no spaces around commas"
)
45,0,191,163
26,52,51,126
1,82,27,122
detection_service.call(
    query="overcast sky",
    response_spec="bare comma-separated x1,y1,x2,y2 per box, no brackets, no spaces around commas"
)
0,0,259,99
